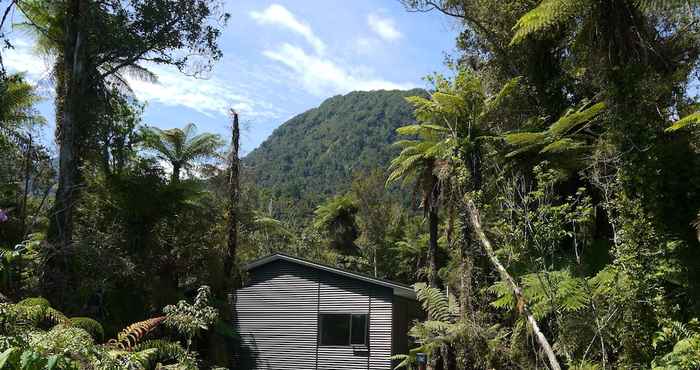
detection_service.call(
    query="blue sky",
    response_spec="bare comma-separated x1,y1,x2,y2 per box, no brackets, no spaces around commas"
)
4,0,459,154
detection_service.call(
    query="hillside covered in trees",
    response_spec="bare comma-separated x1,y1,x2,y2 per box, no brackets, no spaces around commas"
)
2,1,700,370
244,89,425,215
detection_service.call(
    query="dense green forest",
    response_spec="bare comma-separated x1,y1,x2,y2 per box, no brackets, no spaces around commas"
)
243,89,425,217
1,0,700,369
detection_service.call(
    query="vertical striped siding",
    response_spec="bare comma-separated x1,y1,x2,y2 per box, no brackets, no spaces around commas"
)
317,273,370,370
369,288,393,370
235,260,319,370
234,260,395,369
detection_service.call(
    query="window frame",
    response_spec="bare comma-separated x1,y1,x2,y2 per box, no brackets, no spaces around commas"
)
318,313,369,347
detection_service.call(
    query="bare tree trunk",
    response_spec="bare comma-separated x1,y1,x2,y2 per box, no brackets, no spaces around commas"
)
465,199,562,370
373,246,378,277
428,208,438,288
21,134,32,237
223,110,240,286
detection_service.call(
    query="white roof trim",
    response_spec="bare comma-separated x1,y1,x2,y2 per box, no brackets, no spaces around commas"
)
245,253,417,300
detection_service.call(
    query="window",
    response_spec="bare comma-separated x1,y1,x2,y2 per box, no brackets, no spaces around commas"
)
319,313,368,346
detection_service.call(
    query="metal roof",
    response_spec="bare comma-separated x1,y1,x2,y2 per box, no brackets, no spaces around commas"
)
244,253,417,300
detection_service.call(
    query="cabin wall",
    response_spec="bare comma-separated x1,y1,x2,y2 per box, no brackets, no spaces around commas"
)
316,273,393,370
234,260,319,369
233,260,395,370
392,296,424,358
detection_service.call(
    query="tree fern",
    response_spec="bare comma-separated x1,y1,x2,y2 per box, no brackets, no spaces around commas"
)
504,102,606,158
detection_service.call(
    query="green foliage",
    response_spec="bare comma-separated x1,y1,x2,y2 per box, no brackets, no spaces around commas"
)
163,286,218,344
69,318,104,343
2,0,700,369
0,290,217,369
652,319,700,369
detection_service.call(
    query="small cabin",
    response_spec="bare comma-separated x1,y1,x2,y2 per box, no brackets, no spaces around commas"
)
233,253,423,370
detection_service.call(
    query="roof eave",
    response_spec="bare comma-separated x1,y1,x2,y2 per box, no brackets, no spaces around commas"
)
244,253,417,300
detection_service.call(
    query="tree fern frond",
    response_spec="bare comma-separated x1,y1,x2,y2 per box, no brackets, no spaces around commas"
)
396,124,424,136
510,0,592,45
133,339,190,367
539,138,584,154
666,111,700,132
431,92,465,114
548,102,606,137
504,131,547,146
414,283,452,322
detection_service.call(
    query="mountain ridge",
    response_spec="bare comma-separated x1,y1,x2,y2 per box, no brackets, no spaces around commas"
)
243,88,426,214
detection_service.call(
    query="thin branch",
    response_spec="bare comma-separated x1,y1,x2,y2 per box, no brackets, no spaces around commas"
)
465,198,562,370
0,0,17,32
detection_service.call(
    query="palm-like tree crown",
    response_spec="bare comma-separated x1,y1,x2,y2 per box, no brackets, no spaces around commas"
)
139,123,223,182
0,74,45,129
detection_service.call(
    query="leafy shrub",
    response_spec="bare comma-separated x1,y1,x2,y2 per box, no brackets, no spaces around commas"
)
69,317,105,342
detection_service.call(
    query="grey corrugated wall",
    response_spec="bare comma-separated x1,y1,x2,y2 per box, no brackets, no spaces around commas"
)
233,260,394,370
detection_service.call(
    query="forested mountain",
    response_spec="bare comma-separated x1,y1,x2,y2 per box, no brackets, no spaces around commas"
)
243,89,426,214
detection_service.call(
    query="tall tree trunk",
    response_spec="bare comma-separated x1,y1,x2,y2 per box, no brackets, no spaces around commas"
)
465,199,562,370
223,110,240,286
48,0,84,250
428,207,439,288
45,0,87,302
21,134,32,237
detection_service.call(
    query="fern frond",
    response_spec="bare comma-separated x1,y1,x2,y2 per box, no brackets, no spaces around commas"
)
133,339,190,367
396,124,424,136
510,0,592,45
540,138,584,154
109,316,166,350
504,131,547,146
414,283,452,322
666,111,700,132
548,102,606,137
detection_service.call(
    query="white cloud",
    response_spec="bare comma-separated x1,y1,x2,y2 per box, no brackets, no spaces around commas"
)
126,64,280,120
262,43,414,96
353,37,380,55
368,13,402,42
4,38,56,95
3,38,273,119
250,4,326,55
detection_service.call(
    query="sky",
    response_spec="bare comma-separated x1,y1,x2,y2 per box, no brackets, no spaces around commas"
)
3,0,460,154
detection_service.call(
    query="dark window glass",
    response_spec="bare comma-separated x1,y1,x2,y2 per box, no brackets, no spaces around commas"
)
319,313,368,346
350,314,367,345
320,314,350,345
